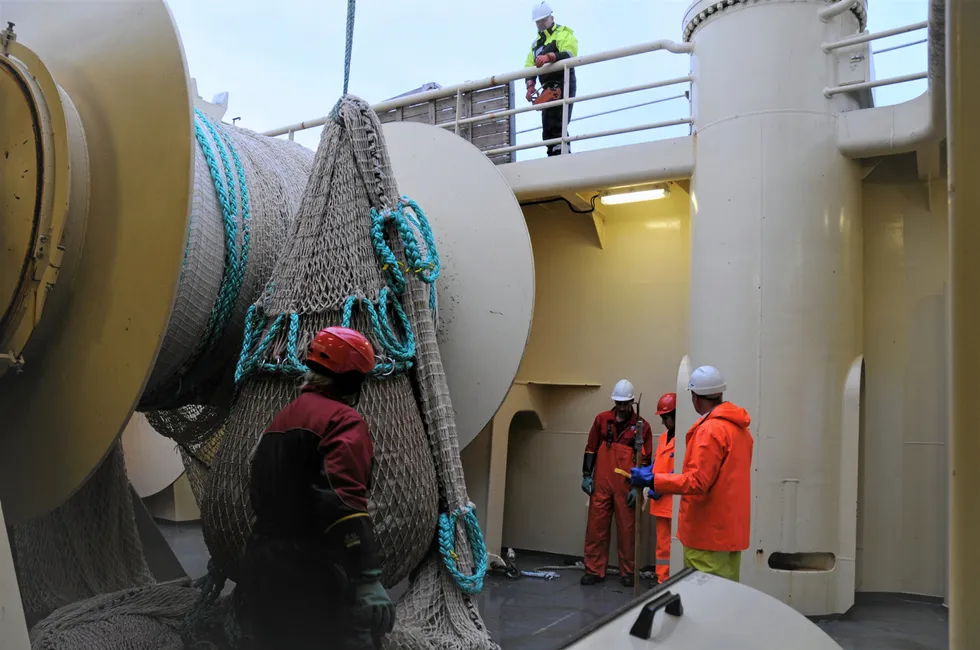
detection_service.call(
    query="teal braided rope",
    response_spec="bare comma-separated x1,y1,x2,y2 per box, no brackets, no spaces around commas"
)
190,108,251,356
368,196,441,317
437,504,489,595
235,307,307,384
369,197,440,295
342,291,415,375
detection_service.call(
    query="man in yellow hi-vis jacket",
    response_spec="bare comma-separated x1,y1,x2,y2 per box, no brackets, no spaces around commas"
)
524,2,579,156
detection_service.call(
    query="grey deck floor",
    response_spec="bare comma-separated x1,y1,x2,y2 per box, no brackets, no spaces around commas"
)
158,521,948,650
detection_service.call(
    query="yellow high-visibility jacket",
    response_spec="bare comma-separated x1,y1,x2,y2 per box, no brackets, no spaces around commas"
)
524,24,579,88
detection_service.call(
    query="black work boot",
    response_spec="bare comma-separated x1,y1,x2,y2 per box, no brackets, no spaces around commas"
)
620,573,634,588
580,573,603,586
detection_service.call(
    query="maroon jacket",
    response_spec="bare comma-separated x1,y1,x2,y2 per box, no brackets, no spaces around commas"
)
249,386,379,578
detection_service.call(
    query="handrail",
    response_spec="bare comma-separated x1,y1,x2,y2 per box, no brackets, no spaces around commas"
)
874,38,927,55
261,38,693,138
436,76,693,130
514,94,688,136
824,71,928,97
485,117,693,156
822,21,928,52
819,0,859,21
823,19,931,100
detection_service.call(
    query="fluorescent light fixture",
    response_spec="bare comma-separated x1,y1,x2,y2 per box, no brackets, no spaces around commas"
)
599,185,669,205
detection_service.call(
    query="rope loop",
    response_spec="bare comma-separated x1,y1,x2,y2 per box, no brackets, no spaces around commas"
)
437,503,489,595
342,290,416,376
235,306,308,384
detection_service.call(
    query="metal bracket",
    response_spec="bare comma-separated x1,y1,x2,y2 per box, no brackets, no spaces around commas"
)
1,22,16,56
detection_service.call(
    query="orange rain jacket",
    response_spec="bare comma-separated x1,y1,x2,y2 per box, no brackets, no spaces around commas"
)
648,431,676,519
653,402,753,552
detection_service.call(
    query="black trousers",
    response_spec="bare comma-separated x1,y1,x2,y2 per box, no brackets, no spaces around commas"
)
541,72,577,156
235,534,379,650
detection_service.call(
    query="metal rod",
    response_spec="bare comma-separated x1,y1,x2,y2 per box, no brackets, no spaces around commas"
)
486,117,692,156
514,94,688,135
819,0,859,21
874,38,927,55
824,71,928,97
440,76,693,129
261,39,694,137
454,88,463,136
822,21,928,52
561,66,570,155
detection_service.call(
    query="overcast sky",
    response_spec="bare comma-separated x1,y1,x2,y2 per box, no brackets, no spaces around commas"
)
168,0,931,160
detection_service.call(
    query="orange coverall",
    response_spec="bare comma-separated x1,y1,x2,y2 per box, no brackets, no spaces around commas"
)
583,411,652,578
652,402,754,553
648,431,676,582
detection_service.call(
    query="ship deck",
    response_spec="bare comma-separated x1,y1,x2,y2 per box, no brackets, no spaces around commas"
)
159,521,948,650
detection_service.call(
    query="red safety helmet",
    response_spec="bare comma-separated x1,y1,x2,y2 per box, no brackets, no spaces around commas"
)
656,392,677,415
307,326,375,376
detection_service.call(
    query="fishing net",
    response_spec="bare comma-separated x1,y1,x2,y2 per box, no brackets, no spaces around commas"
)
22,97,497,650
202,94,495,649
12,441,154,626
20,112,311,648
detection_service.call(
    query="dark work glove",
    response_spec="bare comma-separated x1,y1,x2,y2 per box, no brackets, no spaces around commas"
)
352,571,395,637
626,488,639,509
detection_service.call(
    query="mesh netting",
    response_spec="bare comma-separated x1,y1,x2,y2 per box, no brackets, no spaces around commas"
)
201,96,495,649
12,441,154,625
142,117,315,447
20,97,498,650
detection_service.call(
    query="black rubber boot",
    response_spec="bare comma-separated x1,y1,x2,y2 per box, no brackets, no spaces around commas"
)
620,574,634,588
580,573,603,586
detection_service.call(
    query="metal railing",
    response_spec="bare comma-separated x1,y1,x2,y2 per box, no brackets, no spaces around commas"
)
822,16,930,98
263,39,693,159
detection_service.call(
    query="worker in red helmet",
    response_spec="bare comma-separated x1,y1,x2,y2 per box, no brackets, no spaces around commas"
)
237,326,394,650
646,392,677,583
580,379,653,587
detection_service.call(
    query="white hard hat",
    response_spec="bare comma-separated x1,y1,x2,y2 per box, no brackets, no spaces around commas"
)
688,366,726,396
611,379,635,402
532,1,553,22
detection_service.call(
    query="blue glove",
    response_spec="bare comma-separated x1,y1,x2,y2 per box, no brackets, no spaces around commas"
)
582,476,594,496
650,491,663,500
630,466,654,488
626,488,639,509
352,573,395,637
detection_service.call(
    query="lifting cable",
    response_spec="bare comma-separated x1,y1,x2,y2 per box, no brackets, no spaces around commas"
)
343,0,356,95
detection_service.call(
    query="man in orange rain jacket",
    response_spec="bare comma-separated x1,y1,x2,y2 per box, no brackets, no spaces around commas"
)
630,366,753,582
646,392,677,583
580,379,653,587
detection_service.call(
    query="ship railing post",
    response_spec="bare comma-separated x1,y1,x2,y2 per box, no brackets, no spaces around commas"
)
561,65,571,155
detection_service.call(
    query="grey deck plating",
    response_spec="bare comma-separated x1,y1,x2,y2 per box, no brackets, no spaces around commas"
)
159,523,948,650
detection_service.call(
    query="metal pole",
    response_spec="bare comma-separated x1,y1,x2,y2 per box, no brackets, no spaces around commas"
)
561,66,571,155
822,21,927,52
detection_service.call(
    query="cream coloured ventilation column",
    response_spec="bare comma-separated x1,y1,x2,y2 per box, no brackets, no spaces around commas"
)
682,0,865,615
947,0,980,647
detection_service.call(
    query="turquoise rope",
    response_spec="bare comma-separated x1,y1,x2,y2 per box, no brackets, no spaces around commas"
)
190,108,251,357
234,306,307,384
341,291,415,375
437,503,489,595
